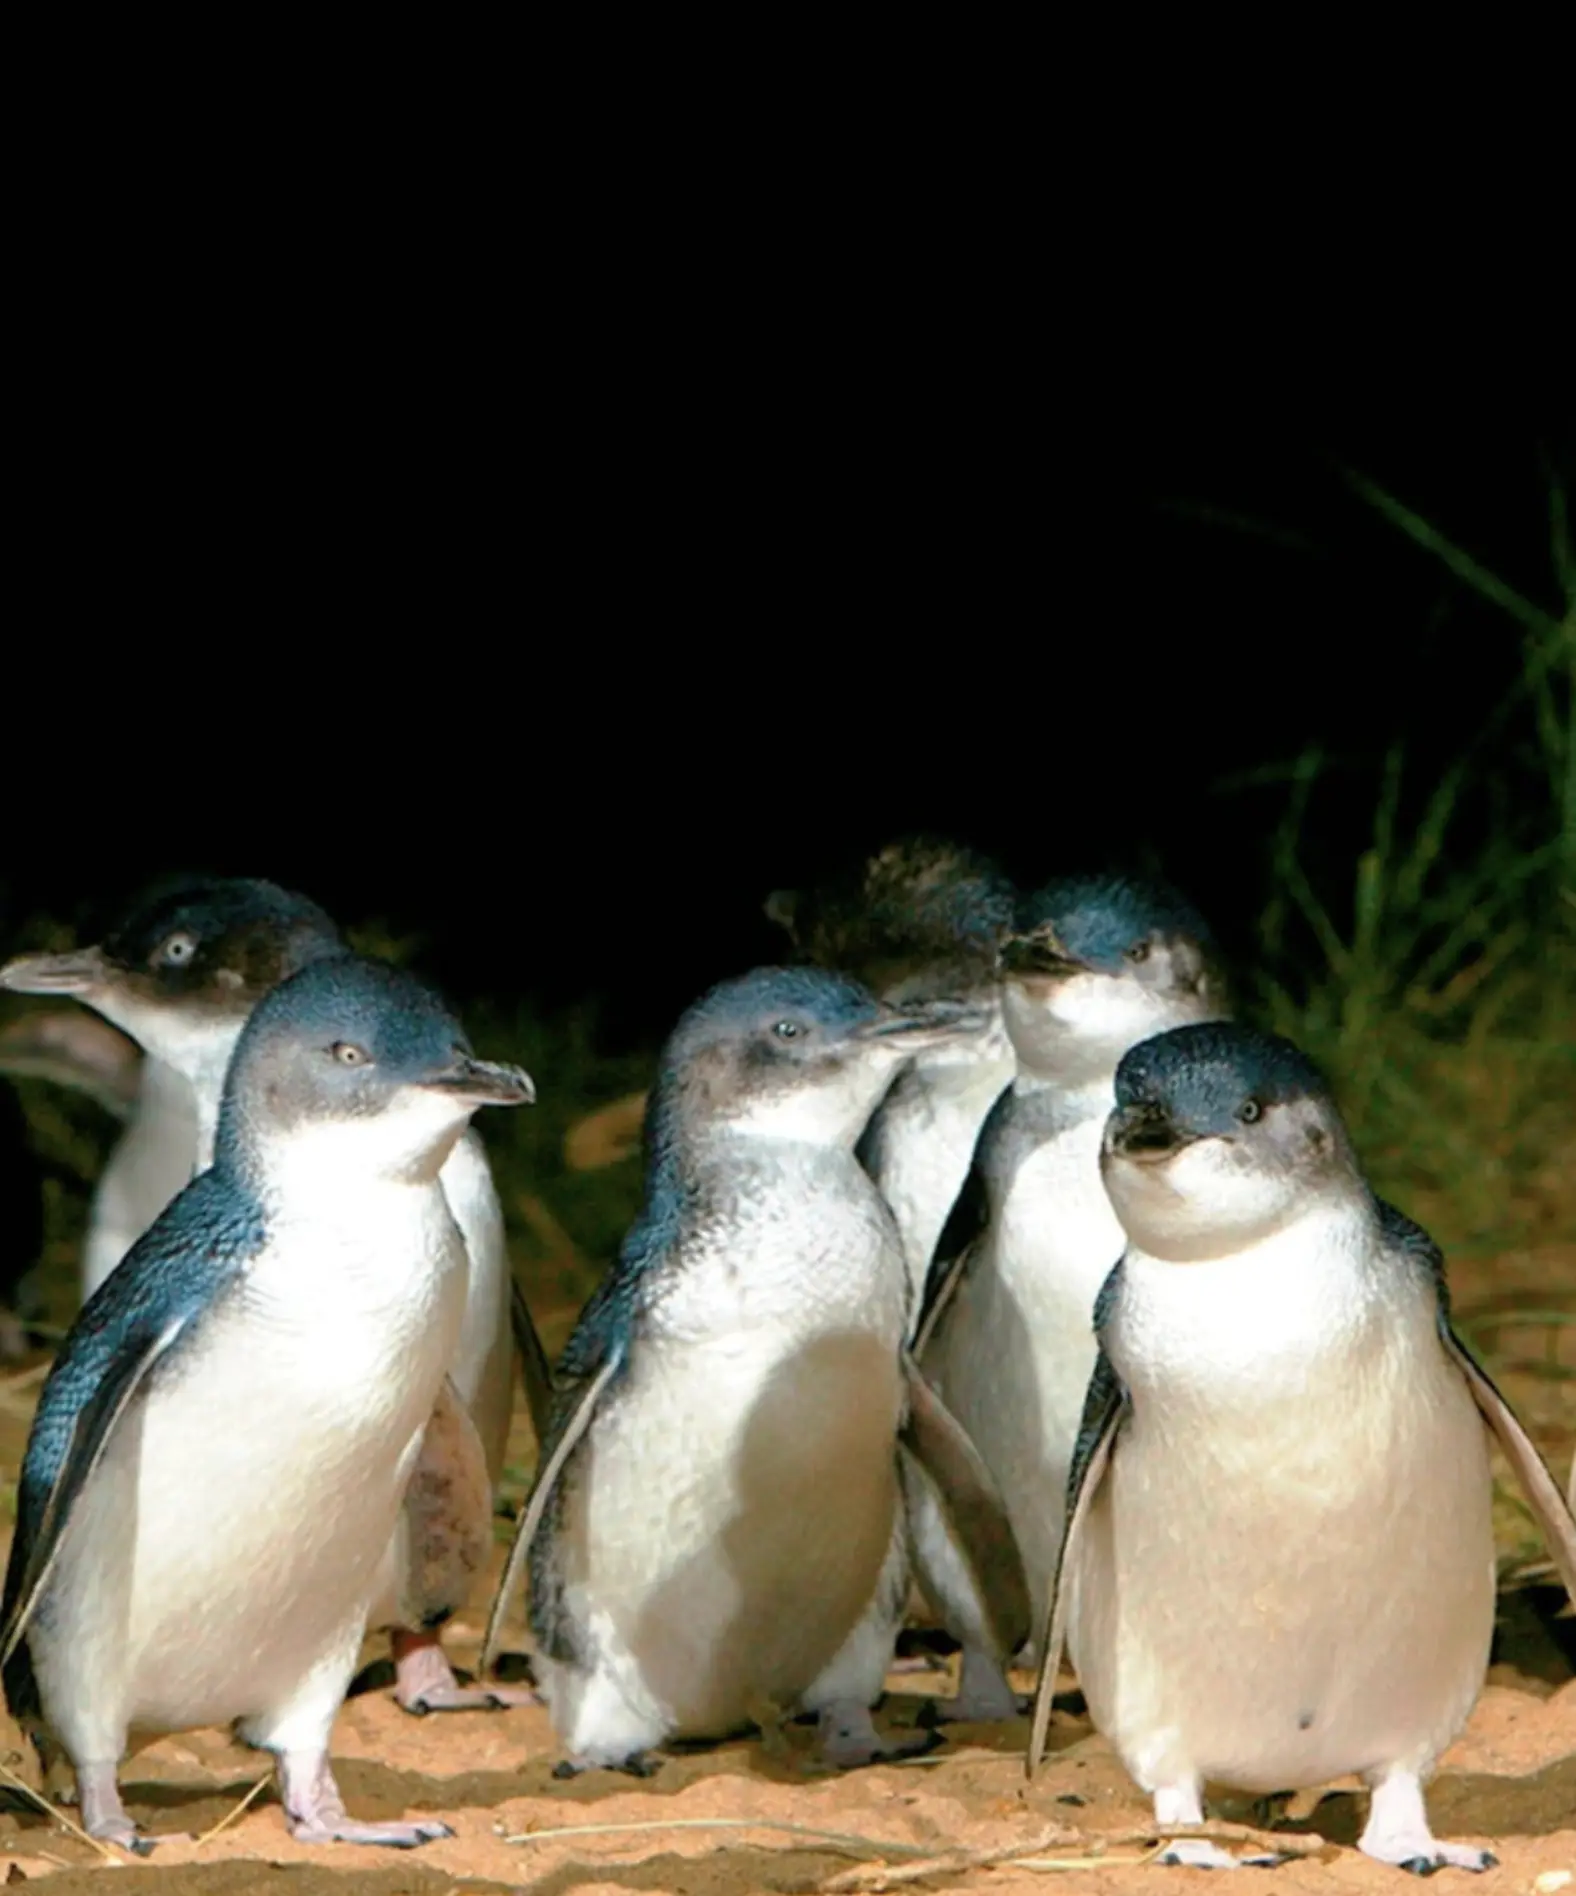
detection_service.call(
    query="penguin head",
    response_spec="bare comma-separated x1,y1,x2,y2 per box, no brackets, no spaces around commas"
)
997,875,1226,1083
766,837,1016,1007
0,877,344,1085
219,955,534,1185
655,965,987,1151
1101,1022,1355,1260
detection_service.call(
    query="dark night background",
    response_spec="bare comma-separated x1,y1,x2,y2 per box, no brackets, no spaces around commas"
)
5,408,1569,1047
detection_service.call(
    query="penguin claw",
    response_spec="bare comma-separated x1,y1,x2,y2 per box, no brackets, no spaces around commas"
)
393,1638,537,1715
288,1816,454,1848
1157,1840,1243,1869
399,1681,541,1714
552,1751,660,1780
816,1702,945,1769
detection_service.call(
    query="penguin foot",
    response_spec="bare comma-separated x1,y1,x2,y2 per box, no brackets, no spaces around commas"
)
77,1762,155,1855
400,1679,541,1714
289,1814,455,1848
917,1648,1026,1723
1370,1845,1498,1877
815,1701,945,1768
552,1751,661,1780
1150,1784,1284,1869
1157,1840,1255,1869
280,1749,452,1849
393,1630,539,1714
1360,1771,1497,1874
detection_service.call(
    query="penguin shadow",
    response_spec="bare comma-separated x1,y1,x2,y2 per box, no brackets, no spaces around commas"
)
563,1328,952,1792
1489,1580,1576,1685
520,1843,860,1896
1238,1753,1576,1849
0,1772,273,1847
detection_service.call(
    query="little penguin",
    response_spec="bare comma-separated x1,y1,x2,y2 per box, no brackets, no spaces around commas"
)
0,956,535,1852
768,837,1018,1332
481,966,1028,1773
915,874,1227,1716
0,876,342,1298
0,876,552,1713
1027,1021,1576,1873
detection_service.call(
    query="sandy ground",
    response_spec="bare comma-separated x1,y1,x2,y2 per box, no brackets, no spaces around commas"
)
0,1243,1570,1893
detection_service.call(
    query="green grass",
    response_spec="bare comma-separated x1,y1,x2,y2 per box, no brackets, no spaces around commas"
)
1244,469,1574,1252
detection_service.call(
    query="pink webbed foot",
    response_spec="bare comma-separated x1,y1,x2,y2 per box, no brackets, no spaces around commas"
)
76,1762,164,1856
815,1700,943,1768
280,1750,452,1849
392,1627,539,1714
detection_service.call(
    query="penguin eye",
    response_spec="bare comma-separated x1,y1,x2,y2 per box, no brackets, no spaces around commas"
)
1125,940,1151,965
331,1041,371,1067
156,930,198,968
1237,1097,1262,1124
772,1019,802,1040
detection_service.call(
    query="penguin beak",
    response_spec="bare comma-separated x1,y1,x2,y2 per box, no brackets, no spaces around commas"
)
1107,1102,1194,1162
998,931,1085,979
0,945,113,996
421,1055,536,1107
857,999,991,1049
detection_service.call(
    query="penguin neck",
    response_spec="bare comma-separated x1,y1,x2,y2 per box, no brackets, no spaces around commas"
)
222,1115,465,1219
159,1023,245,1173
1112,1193,1390,1399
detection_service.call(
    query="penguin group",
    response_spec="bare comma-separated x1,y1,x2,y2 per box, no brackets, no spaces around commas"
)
0,846,1571,1871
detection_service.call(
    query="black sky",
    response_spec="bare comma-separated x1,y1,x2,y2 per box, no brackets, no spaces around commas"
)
7,395,1570,1043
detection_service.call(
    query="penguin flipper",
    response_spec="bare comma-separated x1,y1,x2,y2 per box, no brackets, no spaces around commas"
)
911,1094,1002,1353
911,1239,976,1358
480,1349,620,1675
1442,1326,1576,1600
1026,1346,1127,1778
0,1309,191,1671
898,1352,1030,1660
510,1277,556,1445
1376,1198,1576,1601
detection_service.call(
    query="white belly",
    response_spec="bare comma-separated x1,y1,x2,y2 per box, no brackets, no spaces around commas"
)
44,1189,468,1740
545,1162,910,1742
555,1324,902,1737
1070,1250,1496,1793
923,1116,1118,1613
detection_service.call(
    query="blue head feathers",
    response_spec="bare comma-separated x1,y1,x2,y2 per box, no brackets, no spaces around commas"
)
1114,1022,1330,1140
215,956,530,1165
1012,874,1212,976
665,966,885,1063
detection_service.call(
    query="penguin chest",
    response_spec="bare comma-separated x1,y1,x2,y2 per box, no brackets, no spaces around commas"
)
1070,1262,1496,1792
555,1194,907,1735
117,1194,468,1726
869,1059,1011,1316
926,1117,1116,1602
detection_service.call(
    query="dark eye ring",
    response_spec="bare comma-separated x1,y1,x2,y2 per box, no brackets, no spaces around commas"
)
332,1041,369,1066
772,1019,801,1040
1238,1097,1262,1124
1125,940,1151,964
